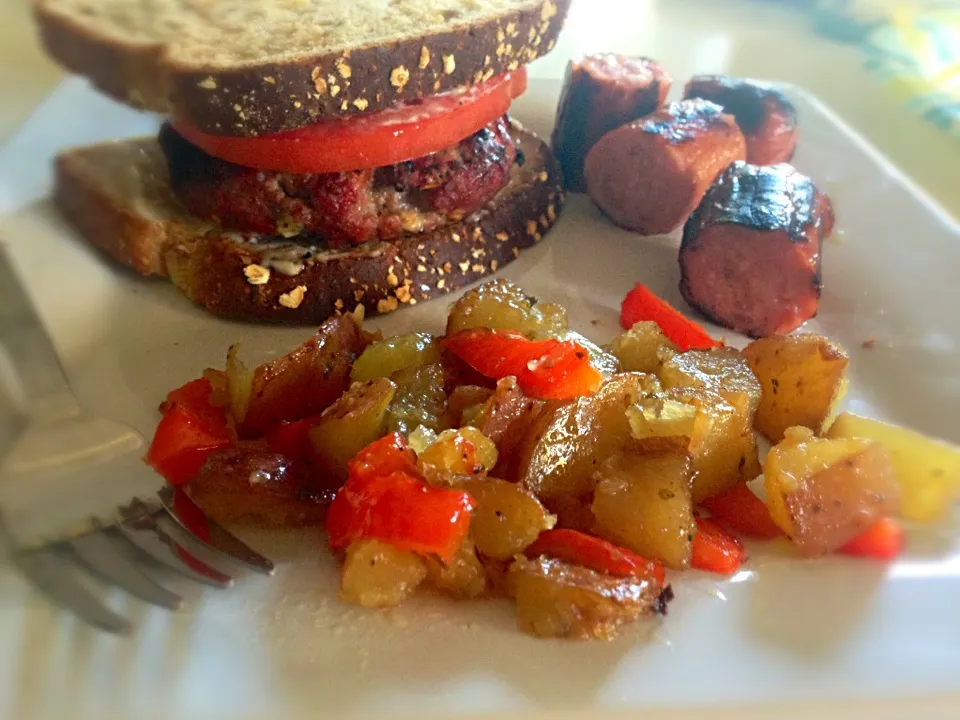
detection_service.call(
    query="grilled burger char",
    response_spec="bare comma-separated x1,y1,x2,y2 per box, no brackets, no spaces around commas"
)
160,117,518,248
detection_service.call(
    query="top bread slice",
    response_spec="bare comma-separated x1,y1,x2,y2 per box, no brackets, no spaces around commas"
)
34,0,571,136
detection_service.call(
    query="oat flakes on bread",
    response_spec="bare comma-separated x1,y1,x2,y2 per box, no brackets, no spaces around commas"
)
38,0,571,325
34,0,571,135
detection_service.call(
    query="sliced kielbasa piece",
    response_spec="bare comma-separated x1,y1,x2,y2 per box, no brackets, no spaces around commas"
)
552,54,672,193
584,99,746,235
684,75,798,165
679,161,833,338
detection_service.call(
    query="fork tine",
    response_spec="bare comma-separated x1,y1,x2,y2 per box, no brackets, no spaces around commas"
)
113,515,233,589
157,486,275,575
0,512,131,633
130,497,242,577
152,513,252,577
15,549,132,633
67,528,183,610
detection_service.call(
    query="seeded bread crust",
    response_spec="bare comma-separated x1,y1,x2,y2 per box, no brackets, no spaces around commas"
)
53,123,564,324
34,0,571,137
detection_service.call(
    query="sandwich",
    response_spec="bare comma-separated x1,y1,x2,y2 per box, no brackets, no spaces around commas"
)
35,0,571,323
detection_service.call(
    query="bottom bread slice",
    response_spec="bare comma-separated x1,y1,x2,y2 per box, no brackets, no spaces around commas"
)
54,139,212,276
53,121,565,324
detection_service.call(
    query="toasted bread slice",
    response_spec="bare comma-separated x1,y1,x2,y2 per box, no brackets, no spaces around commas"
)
34,0,571,136
54,138,212,275
54,122,565,323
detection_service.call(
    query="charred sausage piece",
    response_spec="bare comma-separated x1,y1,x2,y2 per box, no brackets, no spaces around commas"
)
584,99,746,235
684,75,798,165
552,54,672,193
679,161,832,338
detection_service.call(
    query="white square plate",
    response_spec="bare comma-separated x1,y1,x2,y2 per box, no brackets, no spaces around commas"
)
0,70,958,720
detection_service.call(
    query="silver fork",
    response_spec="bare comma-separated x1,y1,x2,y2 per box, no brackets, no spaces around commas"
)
0,243,274,633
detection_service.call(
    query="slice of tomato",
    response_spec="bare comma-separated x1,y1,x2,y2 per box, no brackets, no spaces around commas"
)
172,69,527,174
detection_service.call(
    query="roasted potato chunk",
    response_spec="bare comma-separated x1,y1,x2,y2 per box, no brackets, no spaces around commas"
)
418,427,498,482
592,438,696,569
351,332,442,383
515,373,662,502
658,347,762,419
446,279,568,337
610,321,678,374
308,378,396,481
236,315,371,437
340,539,427,608
459,478,555,560
663,387,762,502
386,363,449,434
471,377,545,465
827,412,960,522
743,334,849,442
562,331,621,375
508,556,665,640
447,385,494,427
764,427,901,556
425,537,489,599
627,395,698,440
189,448,328,525
543,493,597,533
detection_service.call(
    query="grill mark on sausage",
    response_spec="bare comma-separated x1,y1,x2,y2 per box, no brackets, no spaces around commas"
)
638,98,732,145
684,75,797,134
682,161,826,245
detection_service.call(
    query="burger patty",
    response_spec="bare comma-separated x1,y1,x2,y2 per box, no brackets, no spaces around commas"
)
159,117,518,247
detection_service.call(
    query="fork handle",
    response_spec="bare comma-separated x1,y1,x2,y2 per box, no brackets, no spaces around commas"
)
0,244,78,419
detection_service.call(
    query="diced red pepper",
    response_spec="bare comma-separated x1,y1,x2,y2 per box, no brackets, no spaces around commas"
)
170,489,230,578
442,328,603,400
838,518,904,560
347,433,420,482
620,283,719,351
264,414,324,460
691,517,745,575
443,328,542,377
161,377,228,434
145,405,232,485
171,486,211,543
525,529,666,585
325,471,474,563
519,344,605,401
700,483,783,540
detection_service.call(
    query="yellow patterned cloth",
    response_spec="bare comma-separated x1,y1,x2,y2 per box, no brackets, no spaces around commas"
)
814,1,960,140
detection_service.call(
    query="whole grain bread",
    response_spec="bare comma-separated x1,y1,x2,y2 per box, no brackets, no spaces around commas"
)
34,0,571,136
54,138,212,275
54,122,565,323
